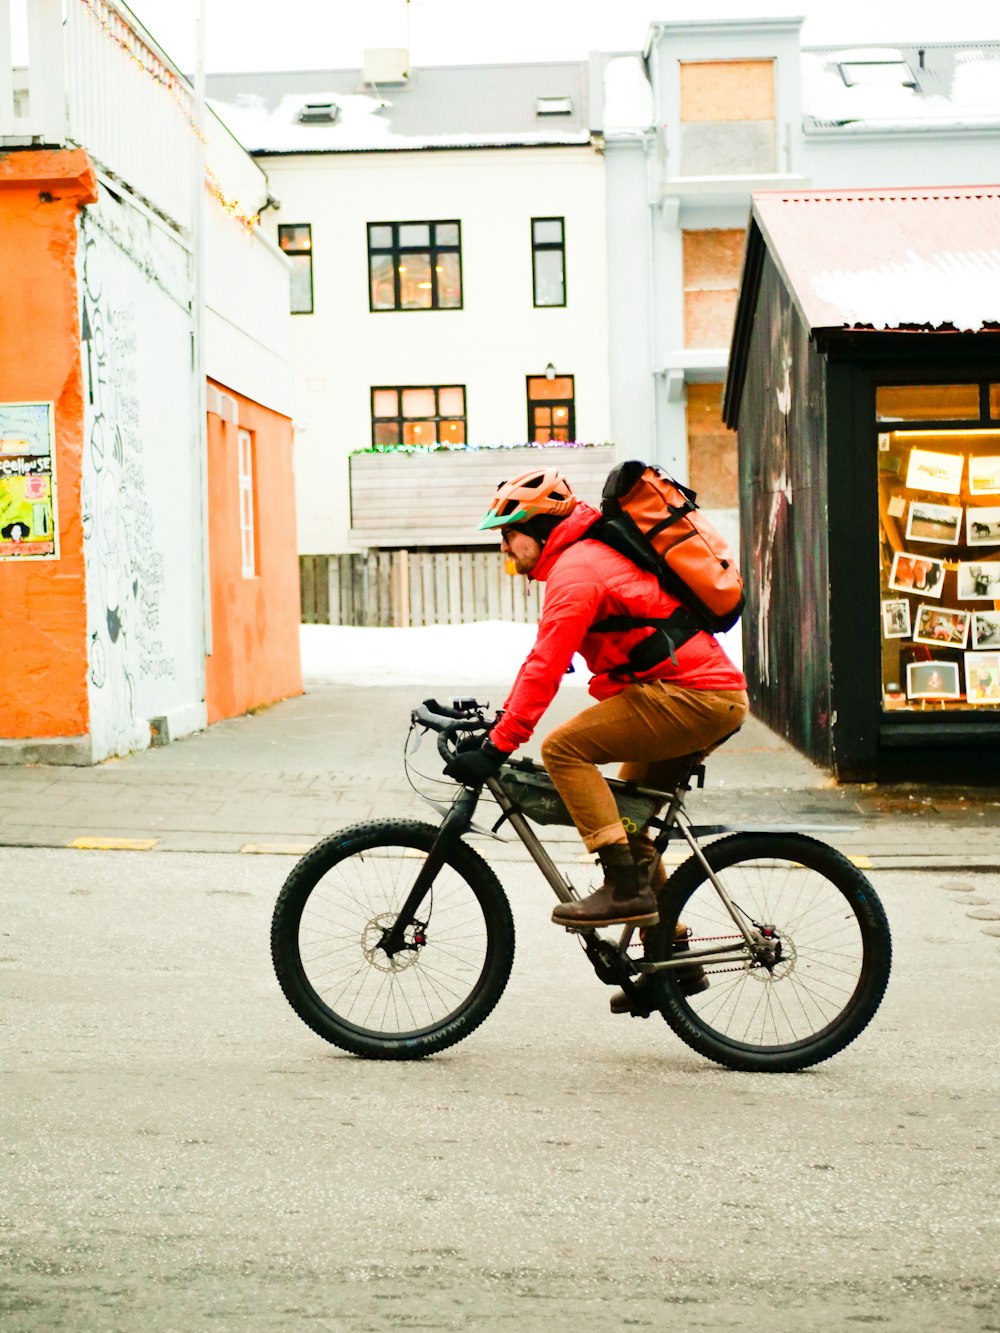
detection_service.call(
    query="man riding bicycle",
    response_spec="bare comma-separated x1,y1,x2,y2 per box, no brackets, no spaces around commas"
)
446,467,748,980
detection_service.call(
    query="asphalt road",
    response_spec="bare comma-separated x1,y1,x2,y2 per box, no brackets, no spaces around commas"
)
2,846,998,1331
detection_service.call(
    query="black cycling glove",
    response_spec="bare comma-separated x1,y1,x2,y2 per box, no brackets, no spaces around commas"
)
445,739,509,786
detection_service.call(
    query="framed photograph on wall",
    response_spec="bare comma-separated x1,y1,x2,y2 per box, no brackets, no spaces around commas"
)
905,448,964,495
956,561,1000,600
912,604,970,650
888,551,946,599
969,456,1000,496
881,599,911,638
965,652,1000,705
906,660,961,700
966,506,1000,546
971,610,1000,650
905,501,962,545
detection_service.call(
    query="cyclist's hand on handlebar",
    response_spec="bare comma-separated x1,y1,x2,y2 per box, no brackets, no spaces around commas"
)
444,738,510,786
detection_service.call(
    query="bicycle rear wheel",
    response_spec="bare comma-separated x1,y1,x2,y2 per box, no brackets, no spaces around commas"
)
647,833,891,1073
271,819,515,1059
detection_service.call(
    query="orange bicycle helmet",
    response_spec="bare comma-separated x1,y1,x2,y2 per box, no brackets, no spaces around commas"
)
478,468,577,531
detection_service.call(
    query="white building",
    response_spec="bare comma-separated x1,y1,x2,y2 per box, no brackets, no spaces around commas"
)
603,20,1000,548
1,0,300,763
209,58,611,555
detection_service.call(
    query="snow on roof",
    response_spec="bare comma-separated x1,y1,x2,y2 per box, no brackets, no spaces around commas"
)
602,56,653,137
207,62,592,154
751,185,1000,333
802,42,1000,130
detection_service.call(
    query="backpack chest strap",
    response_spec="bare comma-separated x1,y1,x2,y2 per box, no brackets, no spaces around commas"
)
590,606,704,676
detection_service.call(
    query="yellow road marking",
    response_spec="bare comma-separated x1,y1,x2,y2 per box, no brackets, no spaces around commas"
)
848,855,872,869
240,843,311,855
69,836,158,851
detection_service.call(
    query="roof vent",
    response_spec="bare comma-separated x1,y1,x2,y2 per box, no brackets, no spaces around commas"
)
297,101,339,124
536,95,573,116
363,48,410,86
839,60,917,88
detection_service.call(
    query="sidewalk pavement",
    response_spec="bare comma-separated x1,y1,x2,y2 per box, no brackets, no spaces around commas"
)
2,677,999,871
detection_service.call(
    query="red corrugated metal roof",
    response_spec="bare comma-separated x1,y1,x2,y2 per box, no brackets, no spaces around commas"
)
751,185,1000,333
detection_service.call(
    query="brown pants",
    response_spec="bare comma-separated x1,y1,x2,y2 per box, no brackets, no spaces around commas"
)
540,681,749,853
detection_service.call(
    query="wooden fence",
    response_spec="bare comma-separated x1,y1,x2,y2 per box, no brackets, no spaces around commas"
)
301,549,542,626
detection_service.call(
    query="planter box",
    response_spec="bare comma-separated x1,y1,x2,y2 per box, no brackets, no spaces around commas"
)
349,444,616,548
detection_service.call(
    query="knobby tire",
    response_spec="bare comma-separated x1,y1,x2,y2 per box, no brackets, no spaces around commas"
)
647,833,891,1073
271,819,515,1059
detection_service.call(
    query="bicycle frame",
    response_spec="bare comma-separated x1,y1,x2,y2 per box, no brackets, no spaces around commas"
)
386,764,754,979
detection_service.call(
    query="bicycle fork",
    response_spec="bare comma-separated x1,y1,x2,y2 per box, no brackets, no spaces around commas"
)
377,788,480,959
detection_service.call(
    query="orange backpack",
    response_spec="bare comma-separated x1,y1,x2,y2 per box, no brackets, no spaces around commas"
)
587,461,744,671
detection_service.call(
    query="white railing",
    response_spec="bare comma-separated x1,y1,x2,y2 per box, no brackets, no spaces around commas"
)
65,0,194,226
1,0,63,141
2,0,269,233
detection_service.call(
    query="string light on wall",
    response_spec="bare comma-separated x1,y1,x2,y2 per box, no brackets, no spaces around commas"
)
354,442,607,456
78,0,260,233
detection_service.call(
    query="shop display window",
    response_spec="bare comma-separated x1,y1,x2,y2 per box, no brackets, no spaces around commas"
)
878,383,1000,712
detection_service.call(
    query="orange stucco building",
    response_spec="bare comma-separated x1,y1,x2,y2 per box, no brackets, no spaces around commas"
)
0,147,301,763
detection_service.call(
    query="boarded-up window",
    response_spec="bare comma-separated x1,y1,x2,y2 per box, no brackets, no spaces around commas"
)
686,383,739,509
679,59,776,175
683,229,745,349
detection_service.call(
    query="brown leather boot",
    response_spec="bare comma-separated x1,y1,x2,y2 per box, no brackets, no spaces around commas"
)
609,926,710,1014
551,844,658,929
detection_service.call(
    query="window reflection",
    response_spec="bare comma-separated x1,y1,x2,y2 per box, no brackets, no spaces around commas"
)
371,385,467,447
877,394,1000,712
399,254,433,309
876,384,979,422
367,221,462,311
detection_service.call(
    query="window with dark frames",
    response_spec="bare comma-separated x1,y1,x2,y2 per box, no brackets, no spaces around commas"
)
371,386,467,446
526,374,575,442
277,224,314,314
367,221,463,311
531,217,566,307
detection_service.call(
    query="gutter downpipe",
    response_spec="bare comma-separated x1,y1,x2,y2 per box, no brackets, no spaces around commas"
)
192,1,212,668
643,25,667,469
643,127,661,466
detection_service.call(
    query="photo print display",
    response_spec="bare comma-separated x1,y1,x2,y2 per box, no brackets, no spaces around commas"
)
966,506,1000,546
906,660,961,700
906,501,962,545
969,456,1000,496
888,551,946,599
956,561,1000,600
881,599,911,638
971,610,1000,650
912,604,970,650
905,447,964,495
965,652,1000,705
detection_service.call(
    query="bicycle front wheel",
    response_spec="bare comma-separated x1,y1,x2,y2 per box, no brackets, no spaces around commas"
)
649,833,891,1073
271,819,515,1059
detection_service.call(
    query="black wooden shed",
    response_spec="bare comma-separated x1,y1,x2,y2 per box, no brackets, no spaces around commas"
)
724,186,1000,782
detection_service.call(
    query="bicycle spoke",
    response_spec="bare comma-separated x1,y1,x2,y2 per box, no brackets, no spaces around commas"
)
294,843,491,1038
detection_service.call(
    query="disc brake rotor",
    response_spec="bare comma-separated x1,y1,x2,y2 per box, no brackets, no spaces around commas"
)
363,912,423,973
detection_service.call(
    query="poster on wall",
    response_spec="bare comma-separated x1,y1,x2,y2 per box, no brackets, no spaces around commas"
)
0,402,57,560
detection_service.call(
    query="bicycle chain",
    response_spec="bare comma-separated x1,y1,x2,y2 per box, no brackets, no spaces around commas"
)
628,933,758,975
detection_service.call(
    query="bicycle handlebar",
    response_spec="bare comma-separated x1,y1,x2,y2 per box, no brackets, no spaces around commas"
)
412,699,491,765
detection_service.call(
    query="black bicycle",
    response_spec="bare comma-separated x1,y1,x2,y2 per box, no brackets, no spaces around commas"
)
271,698,892,1072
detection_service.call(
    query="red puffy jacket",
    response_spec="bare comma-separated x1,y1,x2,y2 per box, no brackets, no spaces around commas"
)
490,501,747,753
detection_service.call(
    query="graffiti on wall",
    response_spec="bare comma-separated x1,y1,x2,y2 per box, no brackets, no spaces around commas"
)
0,401,58,559
80,213,176,755
740,254,830,762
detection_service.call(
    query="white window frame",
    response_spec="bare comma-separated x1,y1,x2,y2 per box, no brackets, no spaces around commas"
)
238,428,256,579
